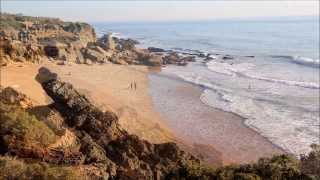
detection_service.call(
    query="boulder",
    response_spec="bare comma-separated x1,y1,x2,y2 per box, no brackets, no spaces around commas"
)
83,47,110,64
163,52,179,64
147,47,166,53
115,38,139,51
145,54,163,66
222,55,234,60
97,34,116,51
181,56,196,62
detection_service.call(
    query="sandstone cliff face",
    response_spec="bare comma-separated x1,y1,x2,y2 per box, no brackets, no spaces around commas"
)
0,13,189,67
0,13,97,65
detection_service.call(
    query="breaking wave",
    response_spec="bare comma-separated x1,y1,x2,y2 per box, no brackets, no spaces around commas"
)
206,61,320,89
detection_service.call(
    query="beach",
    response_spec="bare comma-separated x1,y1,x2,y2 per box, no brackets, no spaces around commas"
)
1,61,175,144
1,60,284,165
149,72,284,164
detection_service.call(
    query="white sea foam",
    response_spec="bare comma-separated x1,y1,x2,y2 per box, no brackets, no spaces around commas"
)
207,61,320,89
167,70,319,155
291,56,320,67
200,89,319,155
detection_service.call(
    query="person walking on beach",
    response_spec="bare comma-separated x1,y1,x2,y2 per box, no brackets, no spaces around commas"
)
130,82,133,90
134,82,137,90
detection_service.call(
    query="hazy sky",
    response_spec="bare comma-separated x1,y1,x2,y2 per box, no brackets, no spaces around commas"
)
1,1,319,22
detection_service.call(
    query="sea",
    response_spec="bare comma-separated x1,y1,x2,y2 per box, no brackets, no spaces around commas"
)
92,16,320,155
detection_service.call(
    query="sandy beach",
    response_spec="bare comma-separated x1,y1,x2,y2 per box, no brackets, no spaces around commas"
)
1,61,175,144
1,61,284,166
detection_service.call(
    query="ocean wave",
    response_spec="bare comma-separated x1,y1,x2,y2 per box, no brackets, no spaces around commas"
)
164,68,319,155
242,72,320,89
271,55,320,68
199,89,319,155
291,56,320,67
110,32,125,39
206,61,320,89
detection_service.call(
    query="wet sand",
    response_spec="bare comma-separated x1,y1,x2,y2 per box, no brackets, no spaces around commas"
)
149,73,284,165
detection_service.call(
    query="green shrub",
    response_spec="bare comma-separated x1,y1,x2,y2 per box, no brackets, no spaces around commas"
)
0,104,57,150
0,156,81,180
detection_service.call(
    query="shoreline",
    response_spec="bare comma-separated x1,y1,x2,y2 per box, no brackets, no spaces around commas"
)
1,61,284,165
148,71,285,154
148,71,284,165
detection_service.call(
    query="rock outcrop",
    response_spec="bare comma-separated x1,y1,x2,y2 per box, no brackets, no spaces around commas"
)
0,13,197,67
37,67,203,179
163,52,195,66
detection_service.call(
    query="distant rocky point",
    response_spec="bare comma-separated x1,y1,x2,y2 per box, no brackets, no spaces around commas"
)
0,13,198,67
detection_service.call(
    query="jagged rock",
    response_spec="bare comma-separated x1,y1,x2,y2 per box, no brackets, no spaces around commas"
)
62,22,96,46
223,55,234,60
163,52,179,65
39,68,125,147
97,34,116,51
35,67,58,84
83,47,109,64
163,52,193,66
148,47,166,53
80,133,109,164
37,68,204,179
115,38,139,51
135,50,162,66
181,56,196,62
0,87,33,109
145,54,163,66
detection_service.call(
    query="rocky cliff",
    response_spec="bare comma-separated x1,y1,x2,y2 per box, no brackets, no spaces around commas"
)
0,13,199,67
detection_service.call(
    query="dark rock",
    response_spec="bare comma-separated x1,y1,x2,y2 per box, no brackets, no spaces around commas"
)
97,34,116,51
80,133,109,164
116,38,139,51
148,47,166,53
163,52,180,65
44,45,59,58
39,67,125,147
244,55,255,58
181,56,196,62
223,55,234,60
199,53,206,58
35,67,58,84
38,68,203,179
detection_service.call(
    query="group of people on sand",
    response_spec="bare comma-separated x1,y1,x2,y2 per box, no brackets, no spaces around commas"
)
129,82,137,90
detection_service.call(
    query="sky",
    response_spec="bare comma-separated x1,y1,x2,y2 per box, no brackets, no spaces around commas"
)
1,1,319,22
